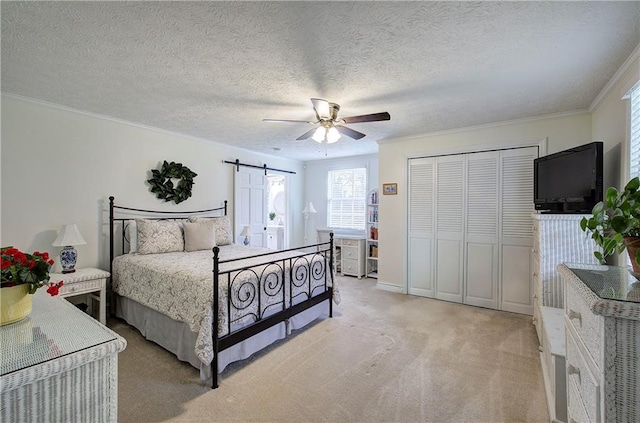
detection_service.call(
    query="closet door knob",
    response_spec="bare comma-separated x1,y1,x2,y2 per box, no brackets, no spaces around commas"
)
568,364,580,376
568,309,581,322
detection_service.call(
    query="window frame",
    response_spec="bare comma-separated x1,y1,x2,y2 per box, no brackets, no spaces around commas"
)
326,167,368,231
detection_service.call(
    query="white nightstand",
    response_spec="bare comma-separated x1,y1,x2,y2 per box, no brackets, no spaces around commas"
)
49,268,109,325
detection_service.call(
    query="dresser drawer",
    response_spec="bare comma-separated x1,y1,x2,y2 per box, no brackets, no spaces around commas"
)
58,278,105,296
532,255,541,304
340,239,360,247
341,246,360,260
342,259,361,276
565,280,604,369
532,221,540,255
568,375,591,423
566,327,600,423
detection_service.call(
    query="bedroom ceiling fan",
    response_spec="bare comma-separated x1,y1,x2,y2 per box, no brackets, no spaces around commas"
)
263,98,390,143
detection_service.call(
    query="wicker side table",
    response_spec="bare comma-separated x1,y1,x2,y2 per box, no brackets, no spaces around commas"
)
0,290,127,422
50,267,110,325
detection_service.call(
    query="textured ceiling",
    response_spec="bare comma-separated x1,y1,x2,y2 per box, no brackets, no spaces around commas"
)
2,2,639,161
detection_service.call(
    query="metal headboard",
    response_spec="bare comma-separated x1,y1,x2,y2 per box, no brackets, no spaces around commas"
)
108,196,228,279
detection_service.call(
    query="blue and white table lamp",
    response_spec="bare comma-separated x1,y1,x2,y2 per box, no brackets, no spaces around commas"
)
52,224,87,273
241,226,251,246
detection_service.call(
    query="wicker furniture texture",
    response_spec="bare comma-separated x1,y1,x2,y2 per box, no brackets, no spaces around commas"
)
52,267,110,325
559,263,640,423
532,214,599,311
0,290,126,422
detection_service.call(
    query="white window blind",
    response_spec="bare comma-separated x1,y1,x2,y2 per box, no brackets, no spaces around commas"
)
327,168,366,230
630,84,640,180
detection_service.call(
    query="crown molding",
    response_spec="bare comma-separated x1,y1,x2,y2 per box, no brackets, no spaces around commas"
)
378,109,589,145
589,43,640,112
1,92,300,163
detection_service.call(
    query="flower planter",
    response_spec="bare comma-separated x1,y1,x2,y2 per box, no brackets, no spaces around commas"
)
0,284,32,326
625,236,640,273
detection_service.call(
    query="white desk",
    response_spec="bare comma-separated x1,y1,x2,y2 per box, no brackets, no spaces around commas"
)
0,290,126,422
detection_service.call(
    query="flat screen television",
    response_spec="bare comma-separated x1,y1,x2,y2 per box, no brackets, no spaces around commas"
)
534,141,603,213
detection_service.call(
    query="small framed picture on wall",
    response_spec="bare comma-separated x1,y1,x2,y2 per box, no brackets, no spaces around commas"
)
383,183,397,195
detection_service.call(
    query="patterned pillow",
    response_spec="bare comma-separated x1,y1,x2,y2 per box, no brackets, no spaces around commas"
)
188,216,233,246
135,219,184,254
183,220,216,252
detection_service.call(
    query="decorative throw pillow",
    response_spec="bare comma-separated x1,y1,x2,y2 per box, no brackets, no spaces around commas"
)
188,216,233,245
183,220,216,252
135,219,184,254
126,220,138,253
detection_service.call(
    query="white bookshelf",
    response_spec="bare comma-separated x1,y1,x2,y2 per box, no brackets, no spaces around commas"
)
366,189,379,278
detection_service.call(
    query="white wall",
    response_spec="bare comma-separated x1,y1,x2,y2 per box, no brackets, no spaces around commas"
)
303,154,378,240
591,46,640,190
1,95,305,271
377,112,593,290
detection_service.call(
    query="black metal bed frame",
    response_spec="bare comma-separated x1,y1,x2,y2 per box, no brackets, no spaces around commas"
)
108,196,334,389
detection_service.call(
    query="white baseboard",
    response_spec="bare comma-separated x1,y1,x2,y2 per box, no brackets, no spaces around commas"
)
376,281,404,294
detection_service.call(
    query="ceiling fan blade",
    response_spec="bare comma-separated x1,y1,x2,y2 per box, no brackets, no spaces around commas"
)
296,127,318,140
311,98,331,120
337,126,366,140
341,112,391,124
263,119,315,123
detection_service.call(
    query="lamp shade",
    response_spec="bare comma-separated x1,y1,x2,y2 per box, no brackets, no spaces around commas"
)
302,202,317,214
240,226,251,237
52,224,87,247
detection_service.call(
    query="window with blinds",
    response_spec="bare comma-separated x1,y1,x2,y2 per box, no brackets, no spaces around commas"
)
630,84,640,180
327,168,366,230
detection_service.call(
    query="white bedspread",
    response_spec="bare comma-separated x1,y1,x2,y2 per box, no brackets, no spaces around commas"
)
112,244,337,366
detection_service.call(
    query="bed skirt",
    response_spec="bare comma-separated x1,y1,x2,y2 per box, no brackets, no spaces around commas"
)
115,294,329,380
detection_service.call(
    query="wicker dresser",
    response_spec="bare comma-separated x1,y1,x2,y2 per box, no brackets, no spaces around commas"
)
558,263,640,423
0,289,126,422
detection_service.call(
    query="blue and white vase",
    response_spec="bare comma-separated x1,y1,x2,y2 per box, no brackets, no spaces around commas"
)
60,246,77,273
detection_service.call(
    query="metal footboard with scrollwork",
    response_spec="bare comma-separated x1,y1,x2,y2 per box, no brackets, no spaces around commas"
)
211,241,334,388
108,197,334,390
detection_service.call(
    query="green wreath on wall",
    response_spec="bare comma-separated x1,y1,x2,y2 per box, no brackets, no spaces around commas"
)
147,161,197,204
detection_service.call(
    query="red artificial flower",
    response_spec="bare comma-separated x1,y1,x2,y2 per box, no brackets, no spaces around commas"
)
3,247,19,256
13,251,27,264
1,258,11,270
46,281,63,296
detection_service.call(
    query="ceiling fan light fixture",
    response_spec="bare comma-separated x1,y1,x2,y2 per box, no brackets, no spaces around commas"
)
312,126,326,142
326,126,340,144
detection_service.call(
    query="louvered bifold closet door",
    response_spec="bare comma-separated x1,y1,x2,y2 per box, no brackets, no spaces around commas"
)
408,158,435,297
500,147,537,314
464,151,499,309
435,155,465,303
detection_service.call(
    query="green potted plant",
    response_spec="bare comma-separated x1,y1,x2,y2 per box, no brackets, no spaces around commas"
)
268,212,276,221
580,177,640,271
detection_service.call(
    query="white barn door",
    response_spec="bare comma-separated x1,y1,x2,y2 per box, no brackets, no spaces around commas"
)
234,167,267,247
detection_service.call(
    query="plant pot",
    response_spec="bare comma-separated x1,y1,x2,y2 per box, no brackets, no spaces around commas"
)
625,236,640,273
0,285,33,326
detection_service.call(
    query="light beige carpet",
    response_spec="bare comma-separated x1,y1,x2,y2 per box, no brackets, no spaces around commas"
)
112,276,548,423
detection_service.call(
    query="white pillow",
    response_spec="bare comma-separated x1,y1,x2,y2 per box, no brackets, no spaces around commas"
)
183,220,216,252
135,218,184,254
126,220,138,253
188,216,233,246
